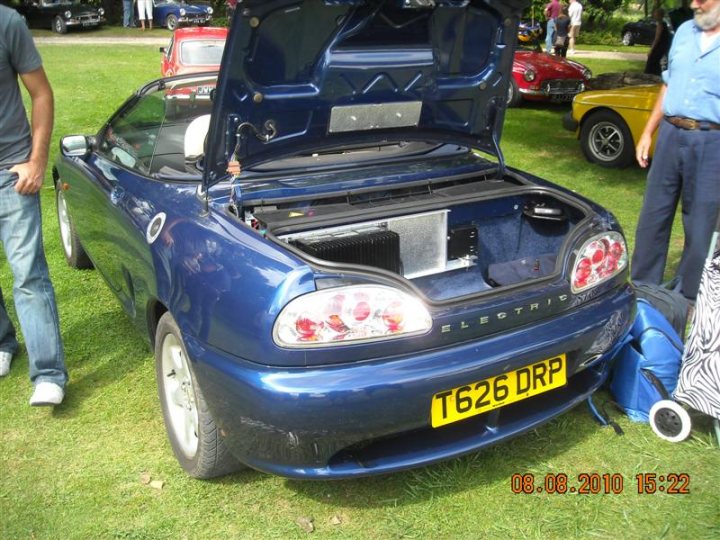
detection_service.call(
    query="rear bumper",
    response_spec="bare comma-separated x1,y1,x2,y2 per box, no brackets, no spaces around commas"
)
192,284,634,479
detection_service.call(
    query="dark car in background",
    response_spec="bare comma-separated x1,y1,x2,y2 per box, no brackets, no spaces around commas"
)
621,17,657,46
153,0,213,31
18,0,105,33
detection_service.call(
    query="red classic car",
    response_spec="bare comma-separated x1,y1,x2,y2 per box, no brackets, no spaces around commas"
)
160,26,228,77
508,48,592,107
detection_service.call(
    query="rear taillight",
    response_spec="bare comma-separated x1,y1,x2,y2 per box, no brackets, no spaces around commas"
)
273,285,432,347
571,232,628,293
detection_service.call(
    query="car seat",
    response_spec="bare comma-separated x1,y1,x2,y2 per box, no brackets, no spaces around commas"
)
184,114,212,164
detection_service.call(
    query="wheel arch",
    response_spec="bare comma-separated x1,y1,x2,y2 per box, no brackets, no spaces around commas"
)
578,106,635,145
578,106,613,128
147,298,169,349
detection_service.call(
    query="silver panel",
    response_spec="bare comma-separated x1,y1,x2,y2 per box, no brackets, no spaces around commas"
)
328,102,422,133
385,211,448,278
279,209,450,279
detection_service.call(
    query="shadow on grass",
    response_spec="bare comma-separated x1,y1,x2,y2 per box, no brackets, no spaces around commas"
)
279,405,608,508
49,310,150,417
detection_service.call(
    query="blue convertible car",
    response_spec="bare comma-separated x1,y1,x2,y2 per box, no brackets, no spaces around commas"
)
54,0,634,479
153,0,213,31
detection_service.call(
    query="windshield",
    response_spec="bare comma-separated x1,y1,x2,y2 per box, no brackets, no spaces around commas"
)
180,40,225,67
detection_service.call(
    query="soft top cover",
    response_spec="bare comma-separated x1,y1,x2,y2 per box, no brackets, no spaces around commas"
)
204,0,527,186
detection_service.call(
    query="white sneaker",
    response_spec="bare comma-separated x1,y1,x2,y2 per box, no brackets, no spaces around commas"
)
30,382,65,406
0,351,12,377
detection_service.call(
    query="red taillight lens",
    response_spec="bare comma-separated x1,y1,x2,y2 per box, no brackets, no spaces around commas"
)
295,314,323,341
274,285,432,348
353,301,371,321
571,232,628,293
382,301,404,331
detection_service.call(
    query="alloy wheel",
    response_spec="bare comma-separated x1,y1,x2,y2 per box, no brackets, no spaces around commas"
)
57,191,74,259
587,121,625,163
160,332,199,459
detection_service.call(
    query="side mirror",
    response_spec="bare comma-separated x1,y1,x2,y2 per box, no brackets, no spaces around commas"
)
60,135,91,158
159,47,166,53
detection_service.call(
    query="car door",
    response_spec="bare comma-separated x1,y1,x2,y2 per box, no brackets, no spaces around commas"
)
21,1,43,28
74,91,167,314
162,35,175,77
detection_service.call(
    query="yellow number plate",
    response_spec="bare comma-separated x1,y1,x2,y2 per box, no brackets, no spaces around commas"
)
431,355,567,428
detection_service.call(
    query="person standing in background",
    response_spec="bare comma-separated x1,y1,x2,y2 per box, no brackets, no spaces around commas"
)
644,8,671,75
137,0,153,31
632,0,720,302
544,0,562,54
226,0,237,25
669,0,694,32
568,0,583,55
554,6,571,58
0,5,68,406
122,0,135,28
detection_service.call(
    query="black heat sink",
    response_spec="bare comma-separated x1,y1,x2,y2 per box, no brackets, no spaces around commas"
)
291,229,401,274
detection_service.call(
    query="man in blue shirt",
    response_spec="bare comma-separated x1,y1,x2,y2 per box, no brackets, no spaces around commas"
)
0,5,68,405
632,0,720,302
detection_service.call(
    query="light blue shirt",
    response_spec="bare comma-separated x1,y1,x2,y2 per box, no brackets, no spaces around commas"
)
662,20,720,123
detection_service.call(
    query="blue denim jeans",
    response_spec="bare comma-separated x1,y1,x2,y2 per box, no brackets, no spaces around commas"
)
0,169,67,387
122,0,134,27
545,19,556,52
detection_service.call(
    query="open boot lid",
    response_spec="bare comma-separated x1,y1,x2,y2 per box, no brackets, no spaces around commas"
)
203,0,527,188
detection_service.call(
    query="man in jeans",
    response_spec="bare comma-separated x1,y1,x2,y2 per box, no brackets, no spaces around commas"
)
544,0,562,54
122,0,135,27
0,5,68,406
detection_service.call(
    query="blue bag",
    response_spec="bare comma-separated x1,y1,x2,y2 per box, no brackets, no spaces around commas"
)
609,299,683,422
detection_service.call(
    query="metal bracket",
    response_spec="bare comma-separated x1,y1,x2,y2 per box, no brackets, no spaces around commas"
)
235,120,277,144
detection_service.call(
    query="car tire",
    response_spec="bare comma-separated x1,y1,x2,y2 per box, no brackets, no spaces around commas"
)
155,312,243,479
55,187,93,269
580,110,635,168
53,16,67,34
166,14,179,31
622,31,634,46
507,78,522,108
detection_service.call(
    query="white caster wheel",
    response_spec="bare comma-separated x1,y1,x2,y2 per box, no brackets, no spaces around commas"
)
649,400,692,443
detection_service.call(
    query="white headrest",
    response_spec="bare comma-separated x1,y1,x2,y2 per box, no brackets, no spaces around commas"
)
184,114,211,162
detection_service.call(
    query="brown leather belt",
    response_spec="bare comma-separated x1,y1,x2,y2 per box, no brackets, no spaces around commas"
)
665,116,720,131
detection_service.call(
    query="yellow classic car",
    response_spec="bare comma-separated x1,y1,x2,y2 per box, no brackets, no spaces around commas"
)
563,83,661,168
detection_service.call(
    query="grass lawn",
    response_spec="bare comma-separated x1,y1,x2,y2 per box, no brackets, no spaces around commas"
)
1,45,718,539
